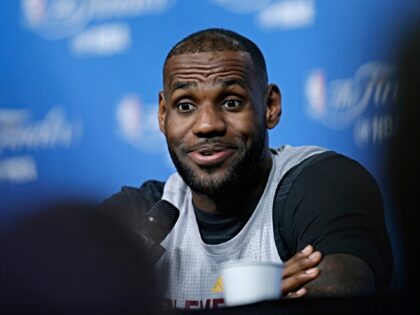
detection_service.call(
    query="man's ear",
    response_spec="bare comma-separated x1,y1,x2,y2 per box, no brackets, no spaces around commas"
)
265,84,282,129
158,91,166,133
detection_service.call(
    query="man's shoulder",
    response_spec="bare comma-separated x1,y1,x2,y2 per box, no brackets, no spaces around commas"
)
272,146,373,180
274,149,379,203
293,150,377,185
116,179,165,209
100,180,165,228
130,179,166,199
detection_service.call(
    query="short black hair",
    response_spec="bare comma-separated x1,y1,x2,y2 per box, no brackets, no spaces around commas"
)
163,28,268,85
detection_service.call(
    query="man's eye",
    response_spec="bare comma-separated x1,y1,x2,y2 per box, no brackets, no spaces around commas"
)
176,103,195,112
222,99,242,110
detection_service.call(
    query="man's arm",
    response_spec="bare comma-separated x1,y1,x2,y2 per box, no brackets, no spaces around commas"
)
305,253,375,296
280,153,393,295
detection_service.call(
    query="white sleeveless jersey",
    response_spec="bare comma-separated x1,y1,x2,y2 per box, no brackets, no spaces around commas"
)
158,145,326,309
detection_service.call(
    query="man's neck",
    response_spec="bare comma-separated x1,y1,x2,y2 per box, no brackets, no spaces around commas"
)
191,152,273,215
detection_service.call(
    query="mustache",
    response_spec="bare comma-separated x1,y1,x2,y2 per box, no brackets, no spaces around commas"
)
181,139,238,153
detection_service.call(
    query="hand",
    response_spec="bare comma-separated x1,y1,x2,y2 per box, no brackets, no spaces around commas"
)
282,245,322,298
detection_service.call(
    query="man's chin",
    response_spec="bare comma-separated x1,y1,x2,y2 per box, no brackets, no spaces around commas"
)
184,169,240,196
169,148,254,196
188,181,230,197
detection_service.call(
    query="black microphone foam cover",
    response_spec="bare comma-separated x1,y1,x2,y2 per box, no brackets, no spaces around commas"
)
143,200,179,243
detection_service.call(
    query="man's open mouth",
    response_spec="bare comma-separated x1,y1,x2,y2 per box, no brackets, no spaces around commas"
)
187,145,234,166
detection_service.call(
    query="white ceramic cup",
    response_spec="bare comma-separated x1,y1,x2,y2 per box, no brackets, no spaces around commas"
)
221,261,283,307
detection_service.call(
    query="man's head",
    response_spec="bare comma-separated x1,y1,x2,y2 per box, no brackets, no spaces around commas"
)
158,28,281,197
163,28,268,89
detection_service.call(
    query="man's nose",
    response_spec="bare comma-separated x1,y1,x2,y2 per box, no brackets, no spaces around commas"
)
191,104,226,138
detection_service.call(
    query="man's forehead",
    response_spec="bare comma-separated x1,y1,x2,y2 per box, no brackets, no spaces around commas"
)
163,51,255,85
165,50,252,63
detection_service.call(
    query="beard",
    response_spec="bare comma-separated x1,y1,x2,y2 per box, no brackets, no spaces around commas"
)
167,133,267,197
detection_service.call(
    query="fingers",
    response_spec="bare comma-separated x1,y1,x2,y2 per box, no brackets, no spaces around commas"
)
281,245,323,297
282,266,321,296
286,288,307,299
283,245,322,278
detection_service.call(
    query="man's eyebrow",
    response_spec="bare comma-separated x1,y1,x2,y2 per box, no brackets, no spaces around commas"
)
217,78,248,89
170,81,197,92
168,78,248,93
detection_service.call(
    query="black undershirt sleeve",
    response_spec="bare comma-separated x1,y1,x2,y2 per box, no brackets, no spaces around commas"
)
281,153,393,290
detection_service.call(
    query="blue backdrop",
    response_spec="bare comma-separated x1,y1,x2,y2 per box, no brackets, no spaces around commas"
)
1,0,419,288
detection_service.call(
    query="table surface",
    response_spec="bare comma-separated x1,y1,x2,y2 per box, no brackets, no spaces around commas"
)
167,290,417,315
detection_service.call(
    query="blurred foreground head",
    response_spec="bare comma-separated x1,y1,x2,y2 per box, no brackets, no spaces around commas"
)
0,201,159,314
388,23,420,291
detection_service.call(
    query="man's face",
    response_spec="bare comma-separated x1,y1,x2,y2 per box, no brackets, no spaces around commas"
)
159,51,274,196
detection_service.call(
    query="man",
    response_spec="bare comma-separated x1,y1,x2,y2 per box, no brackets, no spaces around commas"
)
103,28,392,309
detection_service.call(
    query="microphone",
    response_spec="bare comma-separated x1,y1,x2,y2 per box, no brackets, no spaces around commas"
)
139,199,179,264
